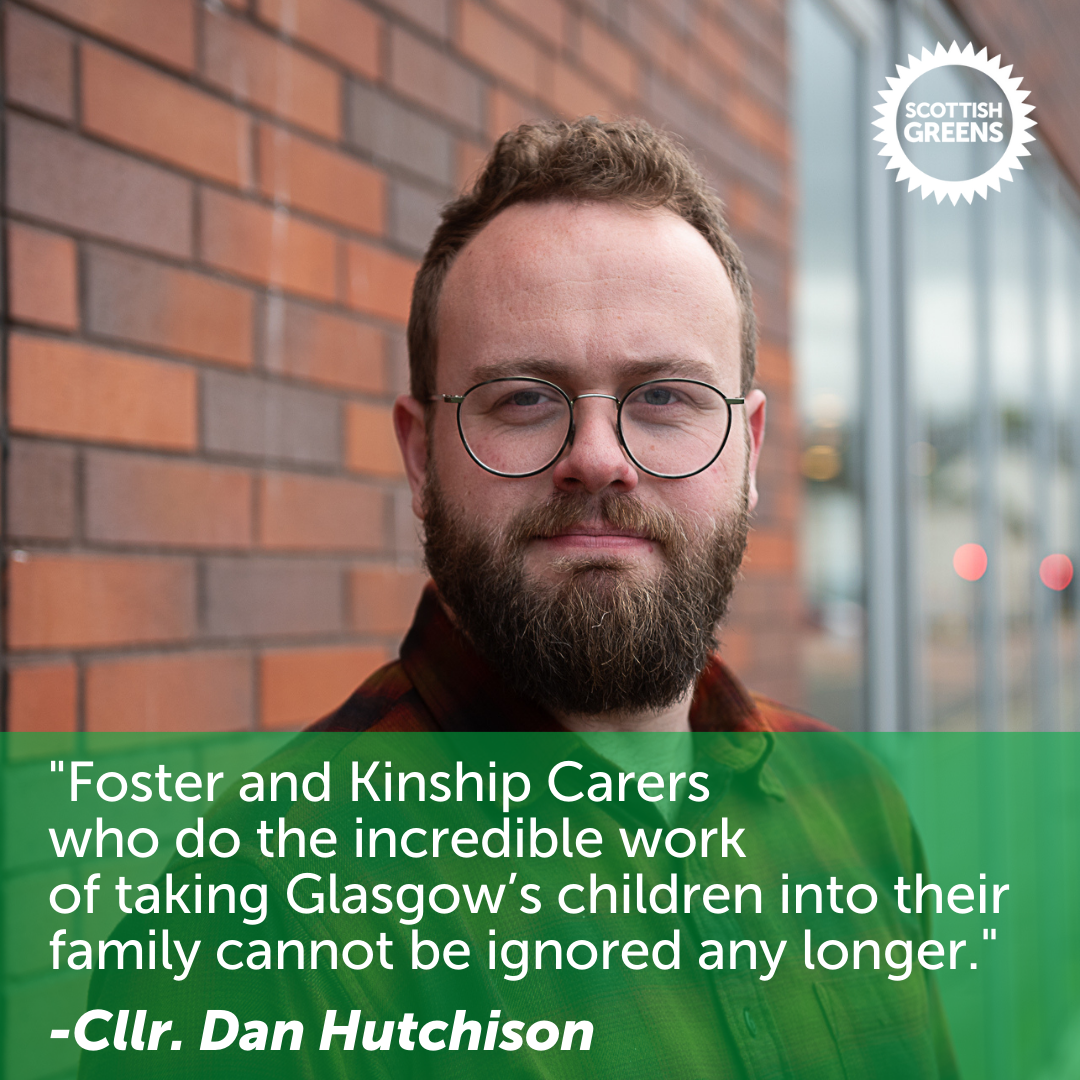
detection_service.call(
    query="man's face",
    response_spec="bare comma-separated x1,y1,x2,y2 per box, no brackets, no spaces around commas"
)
395,200,766,717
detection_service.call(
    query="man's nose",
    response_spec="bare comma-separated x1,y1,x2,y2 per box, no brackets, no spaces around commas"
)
550,397,639,494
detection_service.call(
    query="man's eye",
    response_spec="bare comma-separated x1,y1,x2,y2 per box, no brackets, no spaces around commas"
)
509,391,543,407
640,387,675,406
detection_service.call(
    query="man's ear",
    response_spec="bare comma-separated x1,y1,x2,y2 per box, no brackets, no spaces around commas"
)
393,394,429,520
743,389,766,513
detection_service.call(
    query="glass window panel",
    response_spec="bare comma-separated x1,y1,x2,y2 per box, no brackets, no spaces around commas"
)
989,179,1036,728
791,0,866,729
1045,205,1076,728
902,9,980,729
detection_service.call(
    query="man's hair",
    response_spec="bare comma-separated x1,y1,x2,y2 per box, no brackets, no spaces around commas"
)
407,116,757,401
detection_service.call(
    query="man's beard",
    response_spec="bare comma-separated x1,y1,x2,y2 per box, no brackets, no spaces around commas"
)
421,479,749,717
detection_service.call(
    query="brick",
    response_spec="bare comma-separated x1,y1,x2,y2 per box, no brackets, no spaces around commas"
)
388,27,484,131
7,663,78,732
346,83,454,187
257,0,380,78
699,14,743,80
7,223,78,329
86,246,253,367
723,1,782,64
388,179,442,254
741,57,787,118
345,83,455,186
641,67,706,137
628,6,686,76
727,92,788,162
726,181,765,235
256,126,384,234
379,0,449,38
743,528,796,574
493,0,564,47
729,184,788,253
714,130,784,201
345,241,416,323
755,340,791,390
30,0,194,70
10,334,197,450
623,5,660,64
8,440,77,540
488,87,541,139
457,139,490,191
81,44,252,188
579,18,638,99
682,51,726,110
561,4,580,49
258,472,385,550
575,0,610,20
5,6,73,119
85,451,252,547
458,1,543,98
725,575,798,621
8,554,196,649
261,297,385,393
345,402,403,477
386,327,410,394
349,566,427,634
392,486,424,556
259,645,388,729
203,10,340,139
85,652,253,731
717,628,751,673
200,188,337,301
202,370,342,465
7,115,192,258
546,60,617,119
658,0,696,35
204,557,345,637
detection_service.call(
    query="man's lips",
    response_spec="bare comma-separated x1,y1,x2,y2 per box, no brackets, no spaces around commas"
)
531,525,656,549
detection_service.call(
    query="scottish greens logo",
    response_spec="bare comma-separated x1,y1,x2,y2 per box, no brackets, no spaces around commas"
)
874,43,1036,204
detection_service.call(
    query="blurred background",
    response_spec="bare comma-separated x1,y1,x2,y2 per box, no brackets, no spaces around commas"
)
2,0,1078,733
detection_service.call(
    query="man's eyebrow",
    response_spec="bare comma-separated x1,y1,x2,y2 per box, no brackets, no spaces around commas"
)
467,358,564,383
464,356,724,385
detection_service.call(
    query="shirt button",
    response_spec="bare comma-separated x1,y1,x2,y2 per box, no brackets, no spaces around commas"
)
743,1007,757,1038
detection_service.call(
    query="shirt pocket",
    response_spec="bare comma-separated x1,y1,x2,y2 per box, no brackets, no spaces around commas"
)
813,973,940,1079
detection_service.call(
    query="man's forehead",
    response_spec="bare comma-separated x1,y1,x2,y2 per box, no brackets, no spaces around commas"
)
443,199,730,293
436,200,741,383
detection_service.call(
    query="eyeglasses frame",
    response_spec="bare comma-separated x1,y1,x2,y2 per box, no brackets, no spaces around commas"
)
430,376,746,480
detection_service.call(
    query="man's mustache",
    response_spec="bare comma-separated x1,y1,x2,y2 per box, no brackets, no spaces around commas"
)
505,493,689,553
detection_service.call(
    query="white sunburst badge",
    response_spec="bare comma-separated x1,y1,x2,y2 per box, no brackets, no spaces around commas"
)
873,42,1037,204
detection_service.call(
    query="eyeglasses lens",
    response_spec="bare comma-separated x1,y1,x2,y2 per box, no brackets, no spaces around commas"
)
619,381,731,477
458,379,572,476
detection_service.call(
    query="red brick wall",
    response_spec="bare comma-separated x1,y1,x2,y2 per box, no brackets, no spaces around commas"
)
3,0,799,732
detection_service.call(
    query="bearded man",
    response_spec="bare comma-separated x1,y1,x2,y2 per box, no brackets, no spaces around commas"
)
316,118,807,737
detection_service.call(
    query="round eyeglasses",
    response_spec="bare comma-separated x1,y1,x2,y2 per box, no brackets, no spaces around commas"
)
432,377,745,479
